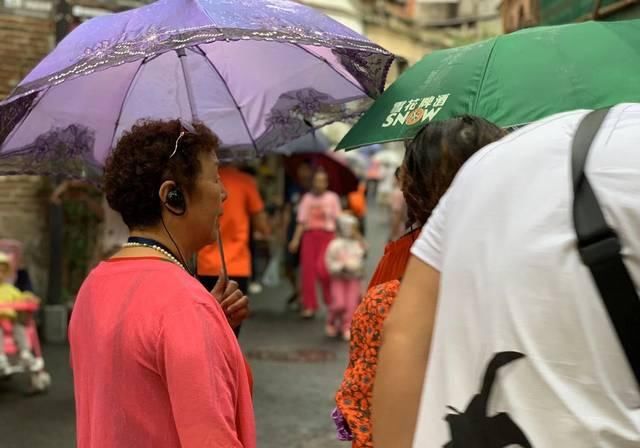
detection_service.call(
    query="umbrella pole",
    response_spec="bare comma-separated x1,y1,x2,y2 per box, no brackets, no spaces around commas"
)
176,48,229,287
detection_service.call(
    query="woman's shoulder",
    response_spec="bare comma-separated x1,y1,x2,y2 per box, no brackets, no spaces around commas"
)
364,280,400,315
163,271,219,309
326,191,340,201
90,259,216,309
155,274,227,327
352,280,401,331
365,280,400,303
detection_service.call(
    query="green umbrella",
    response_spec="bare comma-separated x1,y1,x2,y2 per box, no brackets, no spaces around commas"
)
337,19,640,150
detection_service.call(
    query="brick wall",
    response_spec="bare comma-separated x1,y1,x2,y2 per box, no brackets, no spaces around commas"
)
0,176,51,296
0,11,54,296
0,12,53,97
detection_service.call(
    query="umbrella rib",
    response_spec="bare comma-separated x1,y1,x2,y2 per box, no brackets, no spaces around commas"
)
193,44,258,155
109,59,146,151
291,43,367,96
471,37,499,115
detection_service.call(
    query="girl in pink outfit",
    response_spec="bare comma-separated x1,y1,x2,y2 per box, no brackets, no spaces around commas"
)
325,213,366,341
289,170,342,318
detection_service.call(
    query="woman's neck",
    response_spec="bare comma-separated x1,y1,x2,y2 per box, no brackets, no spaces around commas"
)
129,227,193,263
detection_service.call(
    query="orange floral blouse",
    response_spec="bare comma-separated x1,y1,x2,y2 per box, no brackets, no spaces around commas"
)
335,279,401,448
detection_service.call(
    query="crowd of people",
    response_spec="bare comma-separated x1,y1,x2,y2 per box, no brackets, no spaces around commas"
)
2,103,640,447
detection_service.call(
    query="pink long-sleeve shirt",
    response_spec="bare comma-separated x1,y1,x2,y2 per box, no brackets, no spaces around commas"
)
69,257,256,448
297,191,341,232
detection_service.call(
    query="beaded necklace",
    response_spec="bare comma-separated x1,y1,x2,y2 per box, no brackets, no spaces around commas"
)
123,237,186,271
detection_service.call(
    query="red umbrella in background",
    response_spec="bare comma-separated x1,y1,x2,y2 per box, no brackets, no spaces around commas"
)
285,152,359,196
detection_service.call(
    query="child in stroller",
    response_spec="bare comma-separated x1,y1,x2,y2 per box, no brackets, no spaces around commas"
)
0,240,51,392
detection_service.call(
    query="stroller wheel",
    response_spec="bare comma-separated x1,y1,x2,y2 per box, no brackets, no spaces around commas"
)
29,370,51,393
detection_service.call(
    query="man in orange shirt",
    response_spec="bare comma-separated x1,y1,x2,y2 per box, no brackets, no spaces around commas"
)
198,164,270,333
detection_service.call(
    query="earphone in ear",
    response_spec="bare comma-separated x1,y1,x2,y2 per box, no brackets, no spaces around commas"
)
165,187,186,215
159,184,191,274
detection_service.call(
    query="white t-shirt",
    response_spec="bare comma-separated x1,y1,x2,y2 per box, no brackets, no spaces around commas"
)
410,104,640,447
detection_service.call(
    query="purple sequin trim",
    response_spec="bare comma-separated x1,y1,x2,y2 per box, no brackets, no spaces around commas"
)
12,26,392,100
331,407,353,442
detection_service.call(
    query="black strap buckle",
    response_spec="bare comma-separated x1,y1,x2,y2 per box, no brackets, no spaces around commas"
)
578,231,622,267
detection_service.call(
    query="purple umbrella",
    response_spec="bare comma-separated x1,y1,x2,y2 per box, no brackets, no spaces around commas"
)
0,0,393,178
274,131,331,155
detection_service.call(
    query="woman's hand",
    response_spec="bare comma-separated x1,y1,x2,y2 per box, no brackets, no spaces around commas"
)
289,223,304,254
288,238,300,254
211,278,250,329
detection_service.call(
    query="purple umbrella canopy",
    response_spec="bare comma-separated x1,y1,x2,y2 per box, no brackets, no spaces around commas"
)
0,0,393,178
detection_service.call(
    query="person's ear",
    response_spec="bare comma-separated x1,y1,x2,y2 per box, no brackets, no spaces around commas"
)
159,180,186,216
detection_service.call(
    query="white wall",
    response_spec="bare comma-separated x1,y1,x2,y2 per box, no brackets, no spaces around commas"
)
298,0,364,33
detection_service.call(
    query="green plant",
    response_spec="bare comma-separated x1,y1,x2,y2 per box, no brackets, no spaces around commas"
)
62,196,100,299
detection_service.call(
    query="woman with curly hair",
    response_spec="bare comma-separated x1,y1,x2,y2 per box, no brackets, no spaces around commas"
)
333,115,506,448
69,120,255,448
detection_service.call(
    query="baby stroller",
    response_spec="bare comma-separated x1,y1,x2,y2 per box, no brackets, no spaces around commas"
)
0,239,51,393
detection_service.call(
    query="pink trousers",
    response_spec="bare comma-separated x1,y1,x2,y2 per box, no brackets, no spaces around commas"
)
300,230,334,312
328,278,362,332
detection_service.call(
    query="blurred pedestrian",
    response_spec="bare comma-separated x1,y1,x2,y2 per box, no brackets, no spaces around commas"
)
325,213,366,341
347,181,368,235
334,116,505,447
376,161,395,209
237,164,270,295
282,160,313,308
374,105,640,447
70,120,255,448
197,163,270,335
288,169,341,319
366,159,381,200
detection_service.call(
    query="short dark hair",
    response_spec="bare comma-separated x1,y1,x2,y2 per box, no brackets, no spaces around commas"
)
103,119,220,229
403,115,505,228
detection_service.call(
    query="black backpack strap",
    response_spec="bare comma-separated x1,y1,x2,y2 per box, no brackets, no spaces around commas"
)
572,108,640,387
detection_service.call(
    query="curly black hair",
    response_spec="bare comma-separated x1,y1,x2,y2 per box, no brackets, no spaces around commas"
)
103,119,220,229
403,115,506,228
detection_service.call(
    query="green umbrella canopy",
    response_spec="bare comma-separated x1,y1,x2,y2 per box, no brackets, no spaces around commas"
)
338,19,640,150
